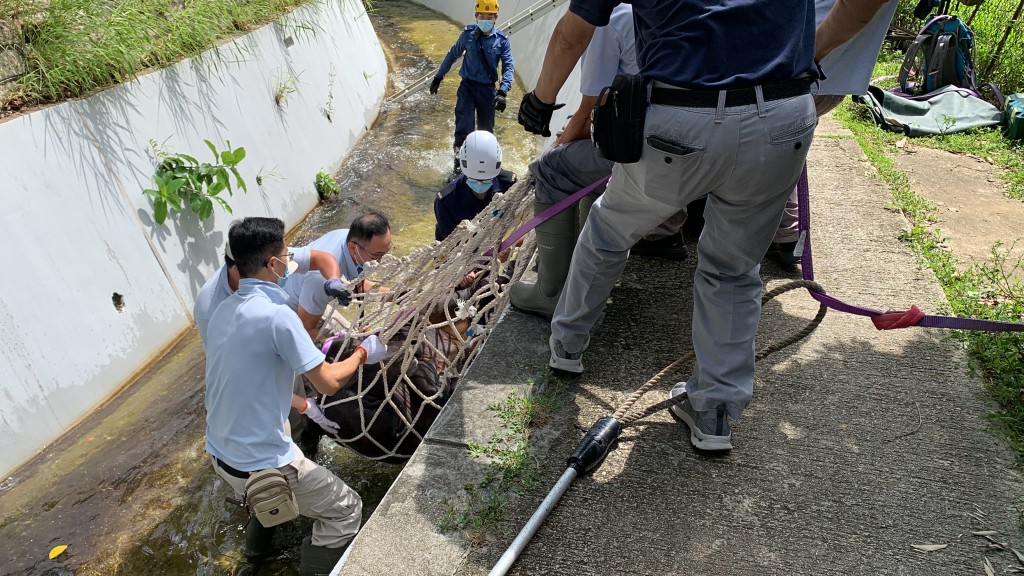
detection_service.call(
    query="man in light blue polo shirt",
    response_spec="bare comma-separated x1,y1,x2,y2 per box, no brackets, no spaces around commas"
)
286,211,393,334
205,217,387,575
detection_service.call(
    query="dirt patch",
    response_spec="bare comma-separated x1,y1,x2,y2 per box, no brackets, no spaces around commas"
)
895,144,1024,272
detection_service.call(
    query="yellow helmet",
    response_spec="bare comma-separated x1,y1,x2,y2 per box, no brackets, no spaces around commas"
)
475,0,498,14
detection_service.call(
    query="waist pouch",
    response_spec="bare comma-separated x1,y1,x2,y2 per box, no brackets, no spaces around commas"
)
245,468,299,527
591,73,650,164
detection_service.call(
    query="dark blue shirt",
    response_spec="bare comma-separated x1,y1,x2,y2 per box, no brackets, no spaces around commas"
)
434,170,518,241
436,26,515,94
569,0,817,89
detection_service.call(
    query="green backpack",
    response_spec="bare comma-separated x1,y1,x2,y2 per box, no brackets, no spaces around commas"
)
1007,93,1024,141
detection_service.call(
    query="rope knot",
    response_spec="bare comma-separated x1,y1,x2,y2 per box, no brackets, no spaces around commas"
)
871,305,925,330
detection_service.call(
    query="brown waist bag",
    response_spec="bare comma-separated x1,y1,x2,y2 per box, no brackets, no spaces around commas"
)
245,468,299,527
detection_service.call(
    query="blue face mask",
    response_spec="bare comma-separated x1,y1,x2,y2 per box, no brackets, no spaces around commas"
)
466,177,493,195
476,19,494,34
271,257,291,287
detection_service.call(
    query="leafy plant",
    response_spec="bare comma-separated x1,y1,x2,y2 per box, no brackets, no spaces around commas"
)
314,168,340,201
273,72,299,107
143,139,247,225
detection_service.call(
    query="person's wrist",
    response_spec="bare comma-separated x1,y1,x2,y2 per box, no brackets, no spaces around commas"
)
356,347,368,364
298,398,309,414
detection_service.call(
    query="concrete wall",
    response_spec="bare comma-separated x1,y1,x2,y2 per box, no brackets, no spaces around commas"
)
0,0,387,477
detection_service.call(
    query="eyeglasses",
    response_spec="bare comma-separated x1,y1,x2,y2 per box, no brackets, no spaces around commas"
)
354,242,391,261
269,251,294,265
466,177,494,186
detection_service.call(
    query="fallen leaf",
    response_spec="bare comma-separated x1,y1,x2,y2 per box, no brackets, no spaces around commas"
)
1013,548,1024,564
912,543,948,552
896,137,908,149
973,530,999,536
985,557,995,576
48,545,67,559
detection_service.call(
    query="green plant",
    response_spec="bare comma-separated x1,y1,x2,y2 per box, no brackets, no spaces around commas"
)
323,66,336,122
143,139,247,225
273,72,299,107
314,168,340,201
937,113,957,137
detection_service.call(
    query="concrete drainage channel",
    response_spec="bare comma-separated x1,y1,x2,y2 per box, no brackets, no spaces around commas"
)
0,2,538,574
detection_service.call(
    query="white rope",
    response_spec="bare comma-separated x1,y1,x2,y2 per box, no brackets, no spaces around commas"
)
317,179,537,461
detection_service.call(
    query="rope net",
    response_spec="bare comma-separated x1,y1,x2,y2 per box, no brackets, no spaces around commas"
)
315,179,536,463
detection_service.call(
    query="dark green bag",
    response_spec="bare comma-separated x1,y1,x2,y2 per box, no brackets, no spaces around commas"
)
1006,93,1024,141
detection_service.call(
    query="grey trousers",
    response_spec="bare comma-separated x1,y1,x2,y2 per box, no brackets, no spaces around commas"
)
213,444,363,548
531,139,686,239
774,94,846,244
551,88,816,420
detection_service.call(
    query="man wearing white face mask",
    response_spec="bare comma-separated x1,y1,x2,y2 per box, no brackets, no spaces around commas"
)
434,130,517,242
429,0,514,173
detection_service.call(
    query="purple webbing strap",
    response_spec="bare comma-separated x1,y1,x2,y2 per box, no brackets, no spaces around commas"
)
496,174,611,254
796,165,1024,332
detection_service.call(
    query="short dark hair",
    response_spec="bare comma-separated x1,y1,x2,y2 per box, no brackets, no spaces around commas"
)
347,211,390,245
229,217,285,277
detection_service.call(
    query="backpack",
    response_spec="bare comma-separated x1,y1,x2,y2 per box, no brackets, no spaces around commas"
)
1007,93,1024,141
898,15,977,96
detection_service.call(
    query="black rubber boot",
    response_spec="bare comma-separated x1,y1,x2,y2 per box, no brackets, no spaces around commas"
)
233,521,277,575
299,535,346,576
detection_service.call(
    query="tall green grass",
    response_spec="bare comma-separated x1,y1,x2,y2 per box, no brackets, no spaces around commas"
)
0,0,314,108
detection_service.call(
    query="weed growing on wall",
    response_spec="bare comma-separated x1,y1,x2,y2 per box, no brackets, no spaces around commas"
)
314,168,340,201
144,139,247,225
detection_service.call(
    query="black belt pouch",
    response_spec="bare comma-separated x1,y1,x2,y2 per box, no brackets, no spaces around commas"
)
591,74,649,164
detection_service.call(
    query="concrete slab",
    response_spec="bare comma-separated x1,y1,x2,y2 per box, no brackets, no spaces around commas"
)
341,114,1024,575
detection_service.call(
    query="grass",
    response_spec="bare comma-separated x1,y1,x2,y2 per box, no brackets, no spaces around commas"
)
437,386,561,546
0,0,317,110
834,93,1024,467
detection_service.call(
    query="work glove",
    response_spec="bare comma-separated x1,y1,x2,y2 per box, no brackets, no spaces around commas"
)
518,91,565,137
323,278,352,306
300,398,340,434
357,334,387,364
429,76,442,95
494,90,507,112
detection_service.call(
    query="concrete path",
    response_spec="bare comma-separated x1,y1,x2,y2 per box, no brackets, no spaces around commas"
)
340,114,1024,575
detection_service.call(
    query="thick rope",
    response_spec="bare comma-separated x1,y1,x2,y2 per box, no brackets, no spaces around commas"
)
615,279,828,427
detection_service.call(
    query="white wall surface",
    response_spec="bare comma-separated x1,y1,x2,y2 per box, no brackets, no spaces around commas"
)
415,0,582,144
0,0,387,477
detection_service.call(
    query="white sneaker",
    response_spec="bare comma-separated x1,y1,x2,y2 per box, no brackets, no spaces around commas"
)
548,334,584,374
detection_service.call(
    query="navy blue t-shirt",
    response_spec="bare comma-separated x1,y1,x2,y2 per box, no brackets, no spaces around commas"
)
569,0,817,89
434,170,517,241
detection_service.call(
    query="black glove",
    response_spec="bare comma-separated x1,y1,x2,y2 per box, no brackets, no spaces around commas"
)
518,91,565,137
494,90,507,112
323,279,352,306
429,76,442,95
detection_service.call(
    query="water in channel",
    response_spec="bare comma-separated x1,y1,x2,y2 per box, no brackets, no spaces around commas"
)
0,1,538,574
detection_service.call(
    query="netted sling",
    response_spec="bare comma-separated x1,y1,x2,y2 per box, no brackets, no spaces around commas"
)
315,179,536,463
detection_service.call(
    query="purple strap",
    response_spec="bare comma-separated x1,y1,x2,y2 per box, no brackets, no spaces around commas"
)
796,166,1024,332
497,175,611,253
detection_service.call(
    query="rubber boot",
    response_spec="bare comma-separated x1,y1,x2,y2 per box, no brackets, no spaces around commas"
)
576,194,596,237
509,202,577,319
453,146,462,175
299,535,346,576
233,521,277,575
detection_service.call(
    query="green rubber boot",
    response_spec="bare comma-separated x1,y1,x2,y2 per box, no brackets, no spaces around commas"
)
509,202,578,319
298,535,346,576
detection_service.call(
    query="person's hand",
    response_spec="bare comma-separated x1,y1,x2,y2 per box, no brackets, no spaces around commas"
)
323,279,352,306
494,90,507,112
429,76,442,95
356,335,387,364
459,270,478,289
300,398,340,434
518,91,565,137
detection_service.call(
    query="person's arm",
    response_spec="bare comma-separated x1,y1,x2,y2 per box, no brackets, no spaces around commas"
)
534,11,597,104
499,37,515,94
304,348,367,396
297,304,321,338
310,249,341,280
436,31,468,78
815,0,892,62
555,94,599,145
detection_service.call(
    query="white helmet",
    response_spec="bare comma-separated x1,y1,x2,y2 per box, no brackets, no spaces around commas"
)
459,131,502,180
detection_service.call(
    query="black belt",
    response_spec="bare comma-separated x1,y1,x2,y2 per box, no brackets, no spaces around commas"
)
215,457,252,479
650,77,812,109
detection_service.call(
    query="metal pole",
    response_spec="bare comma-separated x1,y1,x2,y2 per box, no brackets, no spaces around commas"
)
488,467,578,576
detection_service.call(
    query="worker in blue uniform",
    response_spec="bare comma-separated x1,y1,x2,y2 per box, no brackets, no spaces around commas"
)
434,130,517,242
429,0,514,173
